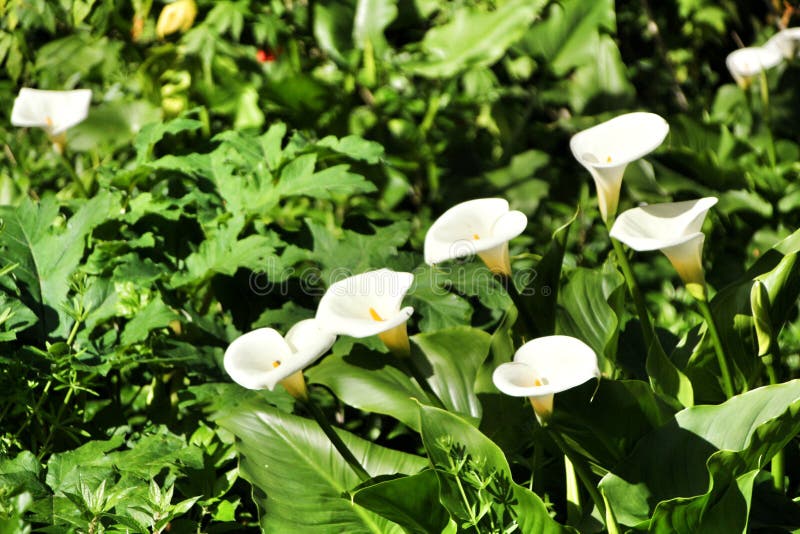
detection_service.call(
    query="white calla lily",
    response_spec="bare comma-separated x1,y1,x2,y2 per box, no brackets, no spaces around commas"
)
316,269,414,356
570,112,669,223
11,88,92,136
766,27,800,58
725,46,782,88
609,197,718,296
424,198,527,276
492,335,600,422
223,319,336,399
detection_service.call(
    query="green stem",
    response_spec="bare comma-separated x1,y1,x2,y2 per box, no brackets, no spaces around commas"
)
696,298,735,398
454,468,481,530
66,317,82,348
302,397,370,482
610,238,659,352
549,430,607,525
58,153,89,197
772,441,785,492
764,351,785,491
757,71,776,169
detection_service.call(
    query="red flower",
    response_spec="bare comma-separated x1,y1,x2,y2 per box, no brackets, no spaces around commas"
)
256,49,276,63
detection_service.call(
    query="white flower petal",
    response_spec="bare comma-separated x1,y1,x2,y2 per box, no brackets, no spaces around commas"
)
570,112,669,171
609,197,717,251
570,112,668,221
316,269,414,338
223,328,293,390
766,27,800,58
492,336,599,399
424,198,527,265
11,88,92,135
492,362,560,397
513,335,600,393
224,322,335,391
726,46,782,85
285,318,337,357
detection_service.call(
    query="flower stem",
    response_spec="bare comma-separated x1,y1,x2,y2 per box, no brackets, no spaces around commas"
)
58,152,89,197
764,351,785,491
696,297,735,398
610,237,659,352
549,430,607,526
758,71,777,169
302,396,370,482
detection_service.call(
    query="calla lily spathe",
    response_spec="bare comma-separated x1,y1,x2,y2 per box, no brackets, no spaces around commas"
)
492,335,600,422
609,197,718,296
316,269,414,356
11,88,92,136
570,112,669,223
766,27,800,58
725,46,782,88
223,319,336,399
424,198,527,276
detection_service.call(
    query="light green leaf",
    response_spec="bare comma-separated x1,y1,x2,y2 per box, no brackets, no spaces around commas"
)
317,135,385,164
412,327,491,421
519,0,615,76
353,0,398,51
307,350,432,430
407,0,547,78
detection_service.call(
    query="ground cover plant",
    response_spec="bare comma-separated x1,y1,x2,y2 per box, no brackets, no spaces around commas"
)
3,0,800,532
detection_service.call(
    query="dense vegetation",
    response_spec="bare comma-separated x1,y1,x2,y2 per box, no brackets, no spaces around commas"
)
2,0,800,532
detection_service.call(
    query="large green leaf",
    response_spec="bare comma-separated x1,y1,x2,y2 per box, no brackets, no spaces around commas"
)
519,0,615,76
600,380,800,527
407,0,547,78
217,402,427,533
411,327,492,421
307,349,432,430
352,470,449,534
418,405,570,533
352,0,398,52
566,34,635,113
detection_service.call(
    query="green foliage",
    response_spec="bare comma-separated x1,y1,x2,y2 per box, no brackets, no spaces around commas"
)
2,0,800,531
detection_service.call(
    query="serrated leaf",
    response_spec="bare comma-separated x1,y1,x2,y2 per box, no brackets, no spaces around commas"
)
0,191,119,339
119,296,177,346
